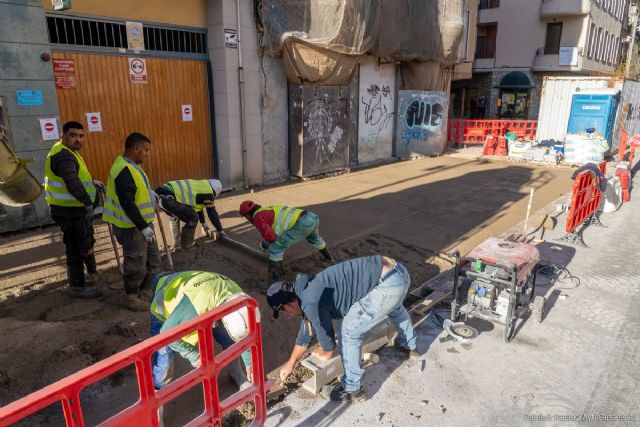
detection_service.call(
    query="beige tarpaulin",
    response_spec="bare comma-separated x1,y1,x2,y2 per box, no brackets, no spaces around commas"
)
282,39,358,86
0,126,42,206
260,0,465,86
402,62,455,91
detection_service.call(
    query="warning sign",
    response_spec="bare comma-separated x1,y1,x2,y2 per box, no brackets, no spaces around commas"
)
86,112,103,132
128,57,148,84
55,76,77,90
53,59,75,73
39,118,59,141
182,105,193,122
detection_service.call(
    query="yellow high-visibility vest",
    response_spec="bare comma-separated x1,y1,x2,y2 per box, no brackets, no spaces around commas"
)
44,141,96,207
167,179,213,212
103,156,154,228
255,205,303,236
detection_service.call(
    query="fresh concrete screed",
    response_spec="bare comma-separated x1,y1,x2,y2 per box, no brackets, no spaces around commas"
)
1,156,577,424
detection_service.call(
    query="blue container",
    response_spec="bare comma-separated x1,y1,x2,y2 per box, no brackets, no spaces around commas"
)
567,91,620,154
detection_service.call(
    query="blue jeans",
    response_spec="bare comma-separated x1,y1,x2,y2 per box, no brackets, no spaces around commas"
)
151,316,236,389
339,262,416,392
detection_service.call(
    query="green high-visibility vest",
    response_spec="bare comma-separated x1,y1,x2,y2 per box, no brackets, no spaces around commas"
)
256,205,303,236
44,141,96,207
103,156,155,228
151,271,243,346
167,179,213,212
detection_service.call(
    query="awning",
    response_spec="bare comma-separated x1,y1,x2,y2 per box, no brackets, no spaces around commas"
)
496,71,533,89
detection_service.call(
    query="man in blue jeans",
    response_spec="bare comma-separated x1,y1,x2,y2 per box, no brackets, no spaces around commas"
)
268,255,418,402
149,271,253,391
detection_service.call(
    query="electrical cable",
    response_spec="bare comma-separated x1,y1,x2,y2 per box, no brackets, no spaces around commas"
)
536,263,581,289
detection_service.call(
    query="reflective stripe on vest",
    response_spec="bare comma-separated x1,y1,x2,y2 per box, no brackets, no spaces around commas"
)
255,205,303,236
44,141,96,207
167,179,213,212
150,271,243,347
102,156,154,228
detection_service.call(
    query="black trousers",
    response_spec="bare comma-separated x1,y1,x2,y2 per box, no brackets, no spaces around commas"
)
52,213,96,288
113,226,161,295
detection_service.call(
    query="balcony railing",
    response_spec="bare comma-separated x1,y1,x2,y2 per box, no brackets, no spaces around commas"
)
540,0,590,17
479,0,500,9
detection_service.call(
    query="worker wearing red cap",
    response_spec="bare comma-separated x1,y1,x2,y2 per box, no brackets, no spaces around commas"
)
239,201,333,280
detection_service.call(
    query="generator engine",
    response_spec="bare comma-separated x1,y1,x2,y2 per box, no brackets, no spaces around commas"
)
466,280,511,322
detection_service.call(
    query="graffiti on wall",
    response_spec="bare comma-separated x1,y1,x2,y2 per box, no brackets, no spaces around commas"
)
303,97,347,167
396,91,448,157
358,60,395,163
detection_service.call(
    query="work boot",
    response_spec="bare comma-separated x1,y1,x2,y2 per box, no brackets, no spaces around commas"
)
124,294,148,311
169,217,181,250
319,248,334,262
268,260,284,281
393,345,420,360
227,359,251,391
70,285,101,298
328,384,366,403
181,224,197,249
86,272,100,285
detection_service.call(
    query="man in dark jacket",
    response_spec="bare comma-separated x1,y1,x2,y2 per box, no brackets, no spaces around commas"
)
44,121,103,298
103,132,160,311
267,255,418,402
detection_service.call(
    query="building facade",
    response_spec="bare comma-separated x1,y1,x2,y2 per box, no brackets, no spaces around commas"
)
452,0,630,120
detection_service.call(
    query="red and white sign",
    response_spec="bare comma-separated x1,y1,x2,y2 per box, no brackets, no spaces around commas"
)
182,104,193,122
55,75,77,90
86,112,103,132
53,59,75,73
128,57,148,84
39,118,59,141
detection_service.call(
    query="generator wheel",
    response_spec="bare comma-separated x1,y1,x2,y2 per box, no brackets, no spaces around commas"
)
532,295,545,323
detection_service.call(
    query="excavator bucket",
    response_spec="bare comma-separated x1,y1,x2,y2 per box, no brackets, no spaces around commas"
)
0,126,42,206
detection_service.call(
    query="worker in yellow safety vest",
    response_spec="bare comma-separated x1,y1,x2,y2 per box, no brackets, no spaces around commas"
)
44,120,104,298
103,132,160,311
149,271,254,391
239,201,333,280
155,178,226,250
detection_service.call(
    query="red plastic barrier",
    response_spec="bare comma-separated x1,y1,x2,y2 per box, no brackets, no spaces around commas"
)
0,296,268,427
448,119,538,146
616,166,631,202
565,170,603,233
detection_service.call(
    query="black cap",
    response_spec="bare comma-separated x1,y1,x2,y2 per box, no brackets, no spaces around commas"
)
266,282,296,319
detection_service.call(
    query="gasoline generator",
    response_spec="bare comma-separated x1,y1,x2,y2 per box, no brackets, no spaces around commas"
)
449,237,543,343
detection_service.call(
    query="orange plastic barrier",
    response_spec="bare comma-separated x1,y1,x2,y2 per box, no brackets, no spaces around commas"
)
619,129,629,162
565,170,603,235
448,119,538,146
0,296,268,427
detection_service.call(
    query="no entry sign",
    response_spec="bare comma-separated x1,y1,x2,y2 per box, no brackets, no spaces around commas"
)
39,118,59,141
86,112,103,132
182,104,193,122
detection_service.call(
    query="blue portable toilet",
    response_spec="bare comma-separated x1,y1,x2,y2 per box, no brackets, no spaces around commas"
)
566,90,620,153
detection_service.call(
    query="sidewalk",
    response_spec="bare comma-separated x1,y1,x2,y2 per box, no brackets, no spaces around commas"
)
265,170,640,426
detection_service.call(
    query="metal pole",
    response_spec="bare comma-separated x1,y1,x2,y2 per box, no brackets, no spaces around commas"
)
98,189,123,273
236,0,249,189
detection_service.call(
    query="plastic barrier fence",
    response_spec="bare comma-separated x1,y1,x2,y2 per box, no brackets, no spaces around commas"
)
565,168,604,234
448,120,538,146
0,295,267,427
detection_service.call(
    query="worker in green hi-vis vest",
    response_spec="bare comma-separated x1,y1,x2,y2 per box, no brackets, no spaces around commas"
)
103,132,160,312
44,120,104,298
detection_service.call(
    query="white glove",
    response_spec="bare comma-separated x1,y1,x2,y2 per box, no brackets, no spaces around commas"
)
142,227,156,243
259,240,269,252
201,223,210,232
93,180,106,193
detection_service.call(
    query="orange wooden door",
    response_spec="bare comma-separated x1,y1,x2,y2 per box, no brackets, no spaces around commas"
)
53,52,213,187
